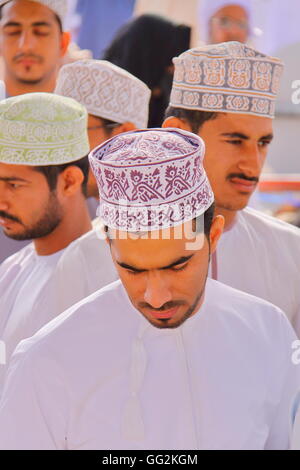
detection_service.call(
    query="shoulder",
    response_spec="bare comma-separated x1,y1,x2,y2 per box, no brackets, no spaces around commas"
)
12,279,127,358
0,243,35,270
241,207,300,239
205,278,292,335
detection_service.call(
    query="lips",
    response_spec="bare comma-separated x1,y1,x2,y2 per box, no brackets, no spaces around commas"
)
229,177,257,193
148,306,179,319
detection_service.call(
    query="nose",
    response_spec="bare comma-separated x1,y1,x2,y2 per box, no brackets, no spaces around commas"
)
144,271,172,309
18,30,36,51
237,143,262,177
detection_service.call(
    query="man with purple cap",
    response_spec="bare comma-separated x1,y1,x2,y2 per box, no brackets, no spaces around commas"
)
164,41,300,336
0,128,299,450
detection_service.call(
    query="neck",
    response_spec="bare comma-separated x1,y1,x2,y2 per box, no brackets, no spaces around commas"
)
214,206,238,231
33,197,92,256
5,71,58,97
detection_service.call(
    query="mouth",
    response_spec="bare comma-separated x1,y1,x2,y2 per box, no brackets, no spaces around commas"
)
147,306,179,320
0,217,19,228
229,176,258,193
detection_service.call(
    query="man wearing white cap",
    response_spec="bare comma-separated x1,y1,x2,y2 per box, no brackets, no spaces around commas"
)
0,128,299,450
164,41,300,336
51,59,151,312
0,92,93,392
55,59,151,198
0,0,69,97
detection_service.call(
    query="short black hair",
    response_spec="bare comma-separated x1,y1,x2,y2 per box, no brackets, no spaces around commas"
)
0,2,63,33
165,106,219,134
34,156,89,196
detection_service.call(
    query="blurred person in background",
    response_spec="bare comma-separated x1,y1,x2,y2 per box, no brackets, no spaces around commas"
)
0,0,69,262
198,0,252,45
103,14,191,127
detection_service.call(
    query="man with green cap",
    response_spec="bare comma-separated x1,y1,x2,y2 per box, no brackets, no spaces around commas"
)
0,92,92,393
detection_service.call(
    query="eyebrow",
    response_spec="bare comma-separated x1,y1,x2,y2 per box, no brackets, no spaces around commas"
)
221,132,274,141
3,21,52,28
0,176,29,183
117,254,194,273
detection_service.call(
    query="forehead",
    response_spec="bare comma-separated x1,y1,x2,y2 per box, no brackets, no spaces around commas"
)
110,225,207,270
0,0,57,26
0,161,43,179
214,4,249,20
201,113,273,138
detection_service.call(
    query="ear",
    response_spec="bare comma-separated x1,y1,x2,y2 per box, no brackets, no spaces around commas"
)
59,165,84,197
60,31,71,57
209,215,224,253
162,116,192,132
112,121,136,135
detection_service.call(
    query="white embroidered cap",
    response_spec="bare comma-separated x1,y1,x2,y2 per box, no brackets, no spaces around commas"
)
55,59,151,129
170,41,284,118
89,128,214,232
0,0,67,23
0,92,89,165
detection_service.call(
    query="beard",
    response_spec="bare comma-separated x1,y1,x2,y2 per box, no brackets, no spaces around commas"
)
1,191,64,241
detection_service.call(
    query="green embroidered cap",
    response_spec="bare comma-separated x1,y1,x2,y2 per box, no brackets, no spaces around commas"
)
0,92,89,166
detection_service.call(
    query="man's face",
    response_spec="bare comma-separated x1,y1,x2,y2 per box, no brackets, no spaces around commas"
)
0,162,63,240
209,4,249,44
0,0,66,87
109,218,222,329
87,114,123,198
197,113,273,212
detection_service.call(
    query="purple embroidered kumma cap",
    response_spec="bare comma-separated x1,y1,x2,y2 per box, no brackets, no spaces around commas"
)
89,128,214,232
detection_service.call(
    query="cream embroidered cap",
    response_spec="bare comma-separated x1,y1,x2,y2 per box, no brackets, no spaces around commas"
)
55,60,151,129
0,92,89,165
170,41,284,118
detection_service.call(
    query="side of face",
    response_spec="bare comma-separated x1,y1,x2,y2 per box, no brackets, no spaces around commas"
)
198,113,273,212
0,162,62,239
108,217,223,329
87,114,136,198
0,0,69,87
163,113,273,213
209,4,249,44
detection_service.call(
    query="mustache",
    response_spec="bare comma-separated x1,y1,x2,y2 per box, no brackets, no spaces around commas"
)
13,53,43,64
138,300,185,312
227,173,259,183
0,211,22,224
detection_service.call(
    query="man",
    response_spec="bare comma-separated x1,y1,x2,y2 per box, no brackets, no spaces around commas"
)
0,92,92,391
0,0,70,262
163,41,300,336
199,1,251,45
55,58,151,198
0,0,69,97
0,128,299,450
52,59,151,312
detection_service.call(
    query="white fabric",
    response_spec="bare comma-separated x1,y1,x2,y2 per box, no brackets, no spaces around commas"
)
0,0,67,22
53,226,118,313
291,391,300,449
55,60,151,129
0,278,299,450
0,244,65,394
209,207,300,336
